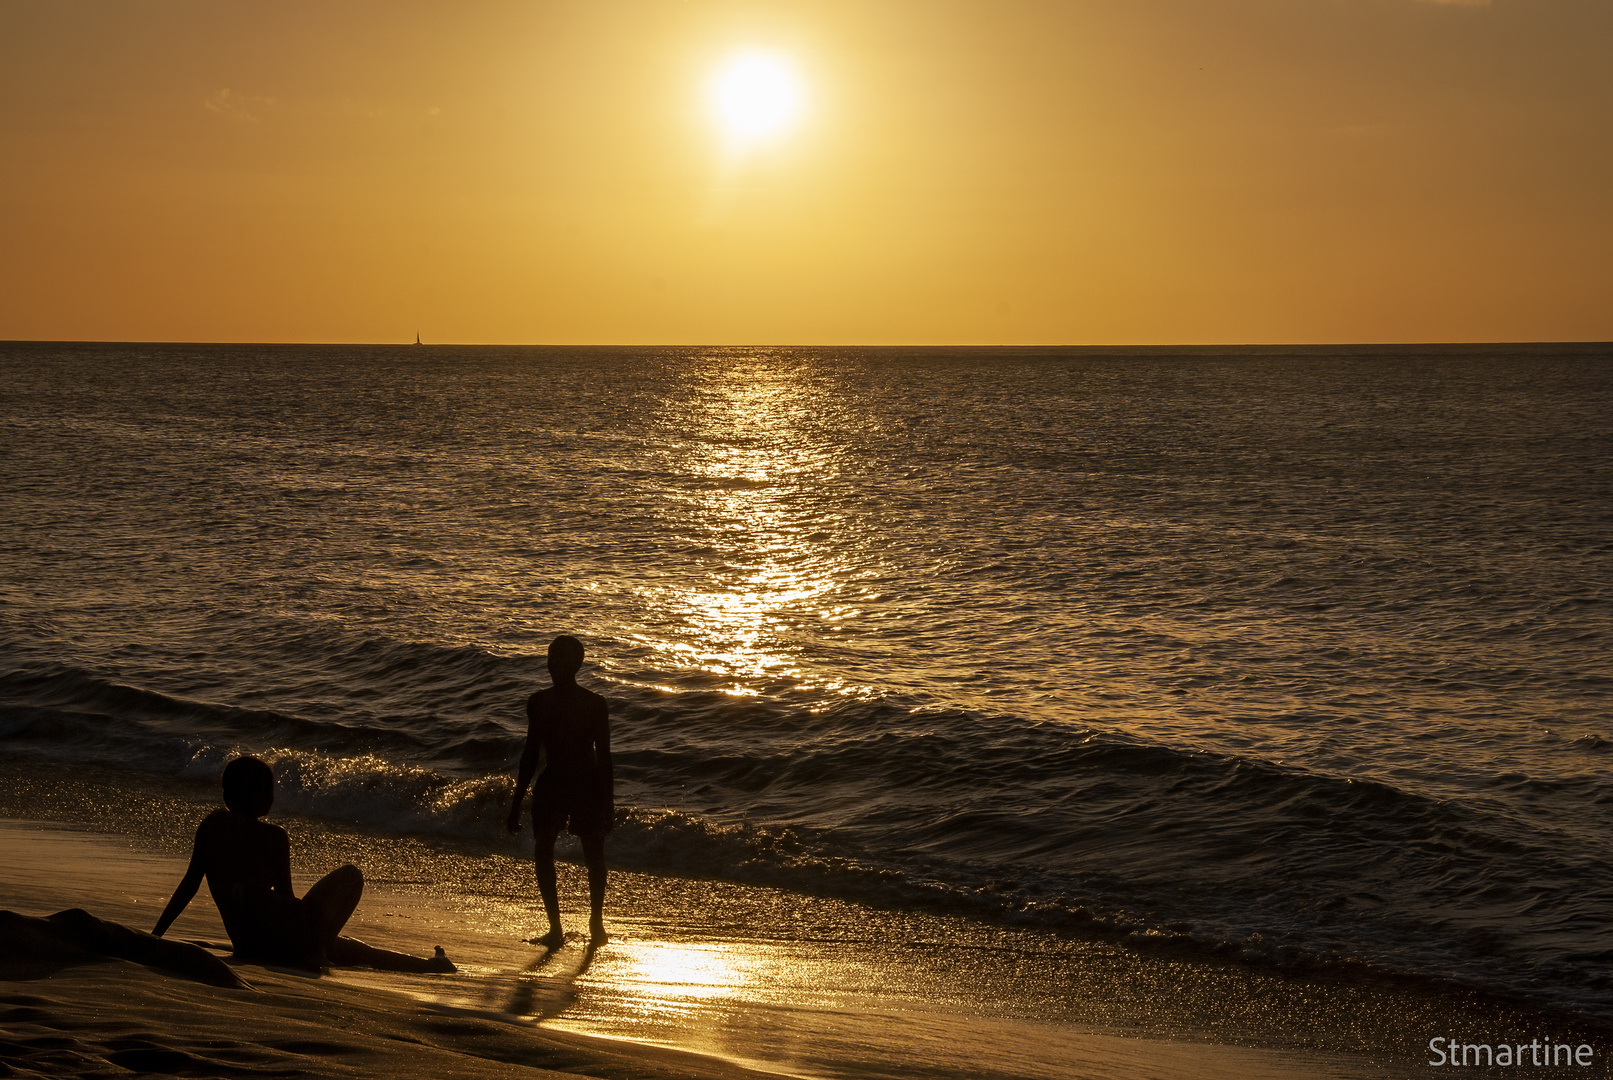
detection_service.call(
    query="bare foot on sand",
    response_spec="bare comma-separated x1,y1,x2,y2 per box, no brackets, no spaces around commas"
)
589,916,608,944
526,930,565,949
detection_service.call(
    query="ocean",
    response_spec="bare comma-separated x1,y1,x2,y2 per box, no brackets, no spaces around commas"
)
2,341,1610,1024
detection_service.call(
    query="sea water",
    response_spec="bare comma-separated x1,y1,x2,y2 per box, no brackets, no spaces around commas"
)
2,342,1609,1021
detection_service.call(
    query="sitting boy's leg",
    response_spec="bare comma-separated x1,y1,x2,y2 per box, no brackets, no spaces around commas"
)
304,867,455,972
302,864,363,961
327,935,456,973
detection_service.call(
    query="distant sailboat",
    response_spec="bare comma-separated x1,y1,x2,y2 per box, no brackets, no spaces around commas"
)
414,331,422,345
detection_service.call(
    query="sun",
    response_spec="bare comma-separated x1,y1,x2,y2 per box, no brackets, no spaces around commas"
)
707,51,804,147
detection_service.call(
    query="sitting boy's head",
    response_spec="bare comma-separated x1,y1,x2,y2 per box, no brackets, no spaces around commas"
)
222,756,275,817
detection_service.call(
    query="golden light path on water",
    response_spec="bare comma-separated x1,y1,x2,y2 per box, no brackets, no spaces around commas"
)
617,355,879,703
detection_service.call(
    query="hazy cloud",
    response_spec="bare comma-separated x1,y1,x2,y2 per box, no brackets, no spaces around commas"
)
1416,0,1489,6
339,97,383,120
203,88,275,123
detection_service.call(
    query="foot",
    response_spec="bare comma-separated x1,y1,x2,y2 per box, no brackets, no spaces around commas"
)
425,945,456,974
589,916,608,944
526,929,565,949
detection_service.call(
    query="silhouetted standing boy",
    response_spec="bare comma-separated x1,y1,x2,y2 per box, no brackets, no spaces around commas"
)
506,634,614,946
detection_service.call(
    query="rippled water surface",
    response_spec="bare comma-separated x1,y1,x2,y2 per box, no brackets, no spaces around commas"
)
2,342,1610,1016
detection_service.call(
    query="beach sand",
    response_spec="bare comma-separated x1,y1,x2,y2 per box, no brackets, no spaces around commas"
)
3,765,1602,1079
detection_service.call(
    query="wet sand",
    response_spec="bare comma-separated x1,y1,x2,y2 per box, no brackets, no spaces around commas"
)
3,766,1603,1079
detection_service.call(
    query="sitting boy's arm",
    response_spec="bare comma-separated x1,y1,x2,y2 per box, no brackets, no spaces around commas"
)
153,823,211,937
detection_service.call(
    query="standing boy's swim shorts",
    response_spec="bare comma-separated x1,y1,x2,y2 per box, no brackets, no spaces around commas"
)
530,771,614,837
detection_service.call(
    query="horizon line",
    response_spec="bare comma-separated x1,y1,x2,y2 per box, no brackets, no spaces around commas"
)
4,338,1611,350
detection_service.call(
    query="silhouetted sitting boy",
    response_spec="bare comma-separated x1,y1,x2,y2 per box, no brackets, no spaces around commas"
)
153,755,454,973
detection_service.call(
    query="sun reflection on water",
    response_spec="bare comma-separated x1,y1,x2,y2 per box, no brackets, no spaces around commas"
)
616,942,757,1006
627,355,878,700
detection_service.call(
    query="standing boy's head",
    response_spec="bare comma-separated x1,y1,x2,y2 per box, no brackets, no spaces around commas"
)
221,756,275,818
547,635,584,679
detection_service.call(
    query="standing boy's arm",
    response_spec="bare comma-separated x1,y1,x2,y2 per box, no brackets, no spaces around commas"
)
506,703,541,833
153,823,210,937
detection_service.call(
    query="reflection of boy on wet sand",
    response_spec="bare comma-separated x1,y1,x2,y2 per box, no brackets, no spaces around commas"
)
154,756,454,973
506,634,613,947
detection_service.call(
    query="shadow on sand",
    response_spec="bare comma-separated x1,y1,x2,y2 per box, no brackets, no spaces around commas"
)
498,938,601,1020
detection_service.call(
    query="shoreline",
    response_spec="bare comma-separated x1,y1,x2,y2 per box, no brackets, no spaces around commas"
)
0,822,1387,1080
4,762,1608,1077
0,815,1384,1080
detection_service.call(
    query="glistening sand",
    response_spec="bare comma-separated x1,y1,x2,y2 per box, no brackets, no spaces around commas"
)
5,764,1607,1079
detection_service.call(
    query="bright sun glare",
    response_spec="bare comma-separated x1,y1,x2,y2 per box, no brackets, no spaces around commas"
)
708,51,803,146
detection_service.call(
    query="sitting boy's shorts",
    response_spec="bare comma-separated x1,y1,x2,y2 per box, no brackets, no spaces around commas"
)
229,897,316,966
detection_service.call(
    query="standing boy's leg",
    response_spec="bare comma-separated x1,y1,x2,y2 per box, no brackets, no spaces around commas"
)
533,822,565,946
581,833,607,942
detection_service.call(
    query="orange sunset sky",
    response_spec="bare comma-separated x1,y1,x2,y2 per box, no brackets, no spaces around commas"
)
2,0,1609,345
